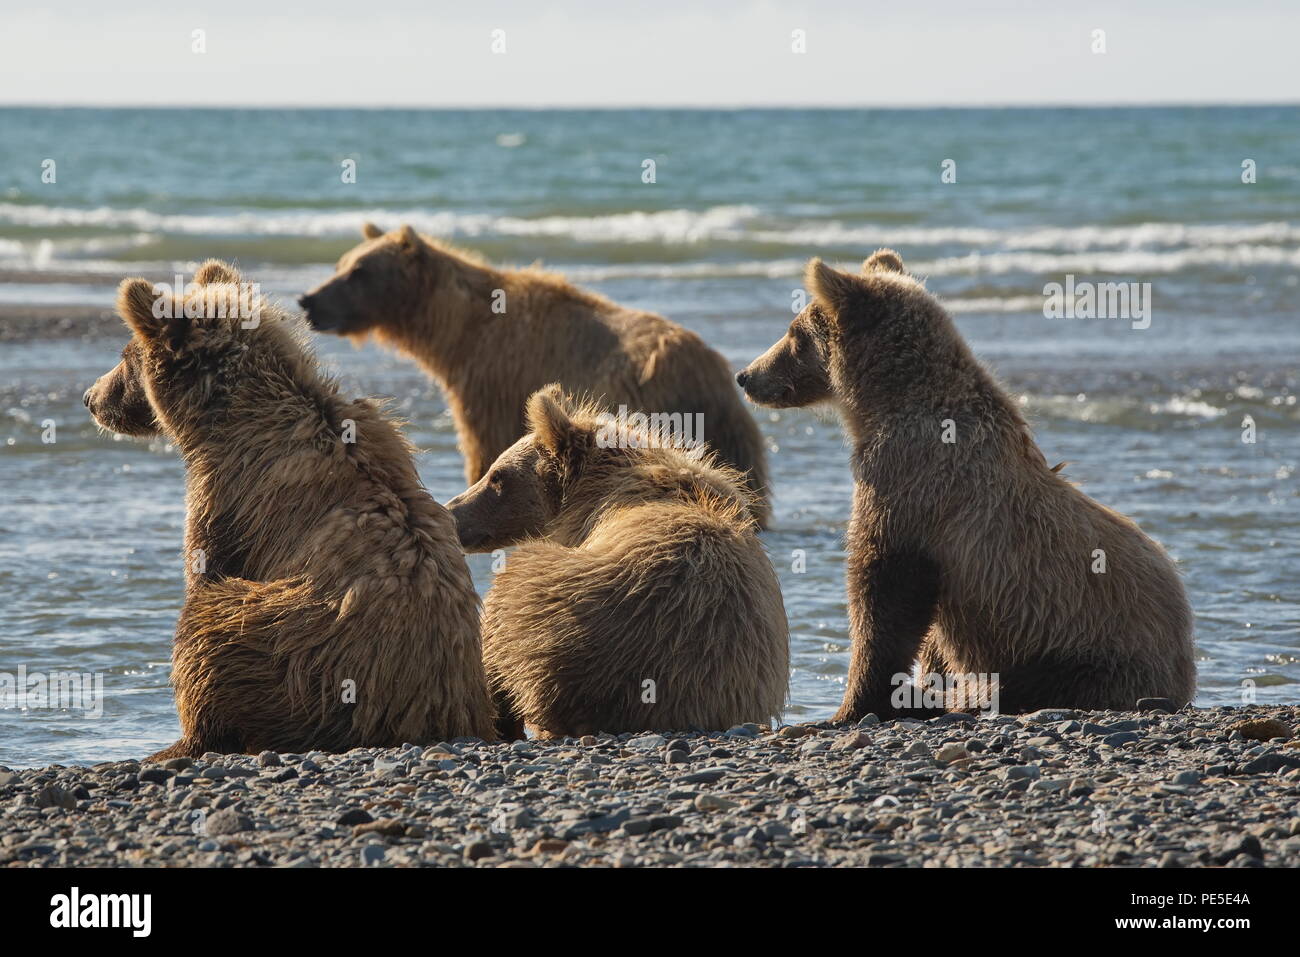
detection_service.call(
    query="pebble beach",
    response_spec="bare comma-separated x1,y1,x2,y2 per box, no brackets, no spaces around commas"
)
3,705,1298,869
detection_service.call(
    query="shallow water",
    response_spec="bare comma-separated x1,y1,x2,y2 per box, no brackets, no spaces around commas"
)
1,107,1297,766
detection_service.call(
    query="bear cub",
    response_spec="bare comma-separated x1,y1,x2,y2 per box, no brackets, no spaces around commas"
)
738,250,1195,719
299,223,772,524
85,261,495,757
447,385,789,738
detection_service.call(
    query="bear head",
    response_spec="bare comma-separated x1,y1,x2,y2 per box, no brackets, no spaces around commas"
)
445,385,593,551
446,385,747,552
736,248,933,409
84,260,303,441
83,335,158,436
298,222,430,338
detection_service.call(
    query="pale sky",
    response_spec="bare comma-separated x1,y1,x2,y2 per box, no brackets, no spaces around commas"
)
3,0,1297,108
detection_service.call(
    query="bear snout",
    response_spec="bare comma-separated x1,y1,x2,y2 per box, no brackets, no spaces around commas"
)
452,521,484,552
82,387,93,408
736,368,789,405
445,499,479,549
297,294,340,332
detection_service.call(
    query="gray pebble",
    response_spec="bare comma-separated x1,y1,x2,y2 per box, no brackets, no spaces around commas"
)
205,809,253,835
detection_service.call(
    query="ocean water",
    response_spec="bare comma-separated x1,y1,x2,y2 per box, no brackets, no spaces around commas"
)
0,107,1297,767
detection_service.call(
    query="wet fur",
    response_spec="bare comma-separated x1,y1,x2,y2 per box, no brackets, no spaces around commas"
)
85,261,495,758
738,250,1196,720
447,387,789,738
299,225,771,525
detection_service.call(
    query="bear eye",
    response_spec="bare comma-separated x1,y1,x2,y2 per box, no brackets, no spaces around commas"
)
487,469,504,490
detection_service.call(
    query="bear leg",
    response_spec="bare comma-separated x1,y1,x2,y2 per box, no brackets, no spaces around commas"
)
835,550,940,723
144,739,197,762
490,683,527,742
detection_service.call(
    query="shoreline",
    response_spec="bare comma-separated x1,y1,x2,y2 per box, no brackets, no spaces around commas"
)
0,304,123,343
3,705,1297,868
3,271,1297,395
0,267,176,342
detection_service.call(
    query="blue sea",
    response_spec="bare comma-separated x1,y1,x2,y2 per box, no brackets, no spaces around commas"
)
0,107,1297,766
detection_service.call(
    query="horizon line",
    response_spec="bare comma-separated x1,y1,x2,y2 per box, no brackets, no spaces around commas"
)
3,101,1299,111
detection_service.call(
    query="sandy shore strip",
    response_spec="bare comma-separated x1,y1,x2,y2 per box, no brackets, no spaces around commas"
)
0,304,124,343
0,267,178,342
2,705,1297,868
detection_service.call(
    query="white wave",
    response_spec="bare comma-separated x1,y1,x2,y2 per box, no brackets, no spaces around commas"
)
1024,394,1136,424
911,245,1300,277
566,259,806,281
0,202,763,245
3,200,1299,289
1000,222,1300,251
488,205,762,244
764,220,1300,252
743,223,1003,247
496,215,1295,256
573,245,1300,283
0,233,156,269
3,201,1297,259
0,202,462,237
1148,397,1227,419
944,295,1048,314
1026,393,1228,425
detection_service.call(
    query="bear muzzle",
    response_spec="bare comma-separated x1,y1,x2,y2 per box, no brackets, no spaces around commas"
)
446,504,486,552
736,366,795,406
296,293,338,331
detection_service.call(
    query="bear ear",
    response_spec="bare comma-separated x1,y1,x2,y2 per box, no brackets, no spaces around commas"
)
117,278,189,352
194,259,240,285
527,384,575,457
805,258,869,317
361,222,384,240
117,278,166,339
397,224,419,249
863,248,905,274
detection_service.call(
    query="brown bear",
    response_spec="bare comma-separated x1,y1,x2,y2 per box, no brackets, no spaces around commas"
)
298,223,771,525
84,261,496,758
445,385,789,739
737,250,1196,720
